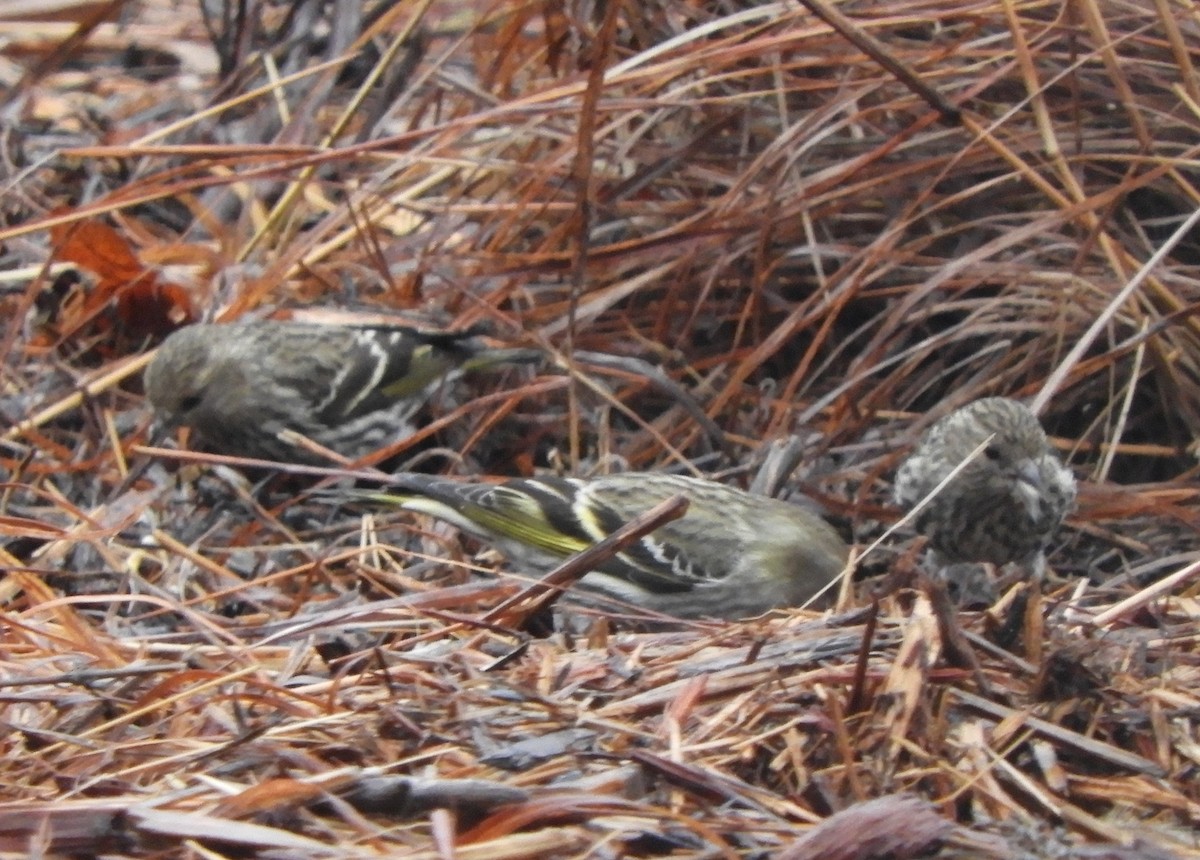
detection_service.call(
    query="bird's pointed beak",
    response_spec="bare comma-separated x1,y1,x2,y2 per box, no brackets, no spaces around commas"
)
146,417,172,442
145,412,188,453
1015,459,1042,489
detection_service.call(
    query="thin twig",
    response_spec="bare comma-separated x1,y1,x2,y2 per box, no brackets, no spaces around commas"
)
482,493,690,627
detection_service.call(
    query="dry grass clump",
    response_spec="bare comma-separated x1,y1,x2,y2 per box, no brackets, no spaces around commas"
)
2,0,1200,856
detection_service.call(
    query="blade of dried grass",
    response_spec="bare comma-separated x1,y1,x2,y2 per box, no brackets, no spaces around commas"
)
3,352,150,443
796,0,959,121
1035,205,1200,411
950,688,1165,776
239,0,438,262
1089,556,1200,628
1152,0,1200,105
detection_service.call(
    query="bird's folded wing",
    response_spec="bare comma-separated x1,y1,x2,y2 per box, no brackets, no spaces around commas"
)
505,482,699,593
387,478,698,594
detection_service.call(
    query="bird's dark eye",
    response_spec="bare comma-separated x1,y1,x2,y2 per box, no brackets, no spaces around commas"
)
178,394,202,413
984,445,1001,461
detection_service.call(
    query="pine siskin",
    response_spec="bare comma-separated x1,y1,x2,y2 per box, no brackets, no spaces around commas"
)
354,471,850,619
144,320,539,464
893,397,1076,574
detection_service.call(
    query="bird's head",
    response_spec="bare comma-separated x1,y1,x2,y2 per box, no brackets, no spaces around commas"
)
952,400,1053,510
144,327,245,429
980,433,1045,491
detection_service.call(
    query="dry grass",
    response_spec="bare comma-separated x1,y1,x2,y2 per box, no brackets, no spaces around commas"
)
2,0,1200,856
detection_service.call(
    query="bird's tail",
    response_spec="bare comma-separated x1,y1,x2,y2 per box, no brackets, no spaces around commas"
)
322,473,512,545
459,347,545,373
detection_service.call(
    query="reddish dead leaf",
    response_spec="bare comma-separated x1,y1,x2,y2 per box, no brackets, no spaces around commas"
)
214,779,325,819
461,793,668,843
51,219,143,282
48,218,194,347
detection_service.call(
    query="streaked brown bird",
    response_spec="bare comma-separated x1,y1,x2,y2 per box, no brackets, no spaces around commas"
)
347,471,850,620
893,396,1075,576
144,320,539,464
